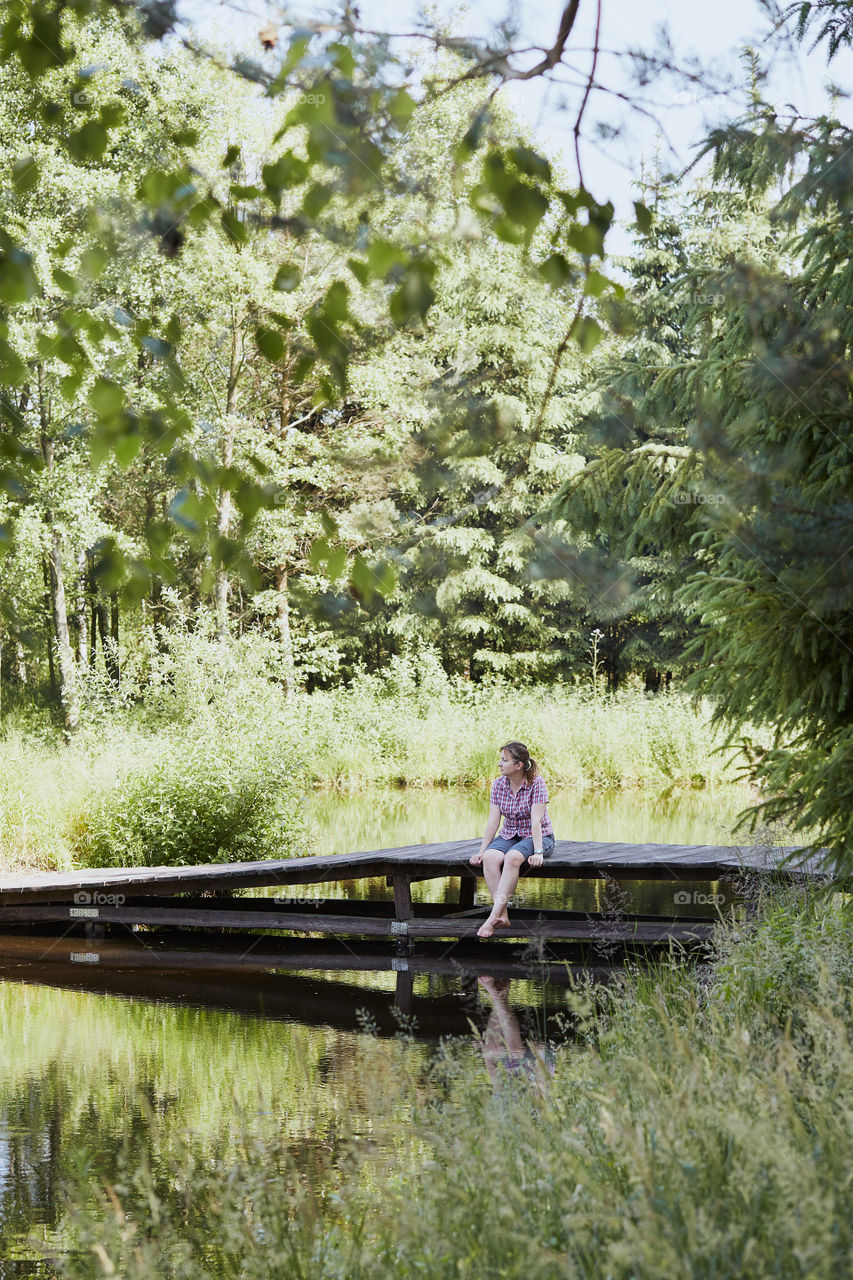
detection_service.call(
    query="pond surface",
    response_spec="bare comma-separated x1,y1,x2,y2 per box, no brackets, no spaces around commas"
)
0,784,756,1274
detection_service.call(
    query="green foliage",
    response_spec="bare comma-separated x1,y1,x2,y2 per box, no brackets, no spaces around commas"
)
69,726,303,867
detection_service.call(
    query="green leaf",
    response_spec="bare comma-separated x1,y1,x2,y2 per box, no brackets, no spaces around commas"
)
222,144,241,168
230,183,264,201
52,267,76,293
347,258,369,286
503,180,549,233
0,336,26,385
539,253,572,288
89,379,124,418
584,268,612,298
221,208,248,245
634,200,654,233
349,553,376,603
12,157,38,193
141,336,171,359
454,110,487,160
273,262,302,292
256,326,285,361
0,241,37,304
574,316,603,353
509,146,551,183
302,182,333,219
567,221,606,258
326,546,347,580
67,120,109,162
388,87,415,128
389,259,436,324
262,151,309,199
367,238,407,279
269,32,312,96
169,489,210,533
80,247,108,280
308,536,329,569
113,430,141,468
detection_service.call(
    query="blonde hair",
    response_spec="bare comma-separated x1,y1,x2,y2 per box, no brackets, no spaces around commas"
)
500,740,539,782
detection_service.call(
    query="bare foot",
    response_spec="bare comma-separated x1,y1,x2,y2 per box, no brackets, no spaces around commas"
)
477,914,510,938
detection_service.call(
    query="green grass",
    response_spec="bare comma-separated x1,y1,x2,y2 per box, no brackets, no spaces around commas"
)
291,680,743,791
55,885,852,1278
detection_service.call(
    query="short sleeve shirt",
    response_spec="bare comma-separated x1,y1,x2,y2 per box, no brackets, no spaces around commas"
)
490,775,553,839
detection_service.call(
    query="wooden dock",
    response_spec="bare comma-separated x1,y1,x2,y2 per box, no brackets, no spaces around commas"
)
0,837,825,950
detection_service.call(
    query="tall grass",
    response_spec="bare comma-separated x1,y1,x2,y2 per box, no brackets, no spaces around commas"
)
290,678,741,791
56,886,853,1278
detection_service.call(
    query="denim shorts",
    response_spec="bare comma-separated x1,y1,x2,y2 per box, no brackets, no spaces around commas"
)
486,833,555,860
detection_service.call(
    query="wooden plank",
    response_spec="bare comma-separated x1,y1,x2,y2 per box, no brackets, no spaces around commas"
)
0,902,713,943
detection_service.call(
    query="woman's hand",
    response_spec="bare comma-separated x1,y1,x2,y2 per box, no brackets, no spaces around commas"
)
469,851,484,866
528,852,544,868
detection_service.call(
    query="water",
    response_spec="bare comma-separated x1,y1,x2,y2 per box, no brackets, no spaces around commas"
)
0,784,755,1273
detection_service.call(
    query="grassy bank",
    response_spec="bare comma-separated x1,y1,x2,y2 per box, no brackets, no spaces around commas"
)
0,639,762,871
57,885,852,1278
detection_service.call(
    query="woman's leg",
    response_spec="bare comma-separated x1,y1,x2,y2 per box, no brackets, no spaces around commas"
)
478,848,525,937
482,848,505,904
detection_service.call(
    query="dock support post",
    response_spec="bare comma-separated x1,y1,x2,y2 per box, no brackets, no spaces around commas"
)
391,875,413,921
458,873,477,910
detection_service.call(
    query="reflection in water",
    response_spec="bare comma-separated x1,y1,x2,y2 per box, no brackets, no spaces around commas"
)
478,977,555,1100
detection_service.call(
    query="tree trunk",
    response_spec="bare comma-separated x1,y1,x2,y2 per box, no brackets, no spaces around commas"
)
215,318,243,643
15,639,26,685
47,528,80,736
76,551,90,674
43,560,57,699
275,567,296,693
108,592,120,686
146,488,168,650
39,399,79,735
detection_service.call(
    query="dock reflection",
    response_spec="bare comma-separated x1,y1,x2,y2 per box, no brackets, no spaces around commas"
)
0,931,619,1042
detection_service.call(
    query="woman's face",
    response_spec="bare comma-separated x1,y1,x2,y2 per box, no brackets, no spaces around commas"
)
499,750,523,777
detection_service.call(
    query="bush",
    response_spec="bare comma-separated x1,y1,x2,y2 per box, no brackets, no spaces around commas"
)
69,728,306,867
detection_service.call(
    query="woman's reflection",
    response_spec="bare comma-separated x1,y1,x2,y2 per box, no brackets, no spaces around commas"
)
477,975,555,1097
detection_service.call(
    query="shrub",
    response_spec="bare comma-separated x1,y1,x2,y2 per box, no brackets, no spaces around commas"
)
69,728,306,867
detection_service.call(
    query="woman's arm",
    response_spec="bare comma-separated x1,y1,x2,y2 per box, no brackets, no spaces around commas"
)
528,803,546,867
469,804,501,865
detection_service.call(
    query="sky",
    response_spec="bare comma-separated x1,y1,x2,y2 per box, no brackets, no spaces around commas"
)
180,0,853,247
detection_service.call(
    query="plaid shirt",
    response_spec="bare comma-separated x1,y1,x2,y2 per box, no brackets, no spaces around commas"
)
490,774,553,839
